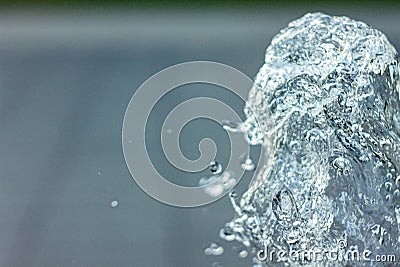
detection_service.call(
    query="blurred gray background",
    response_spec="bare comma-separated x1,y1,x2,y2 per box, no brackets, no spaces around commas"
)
0,5,399,266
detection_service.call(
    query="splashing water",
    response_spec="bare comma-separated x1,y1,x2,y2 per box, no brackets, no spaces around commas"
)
220,13,400,266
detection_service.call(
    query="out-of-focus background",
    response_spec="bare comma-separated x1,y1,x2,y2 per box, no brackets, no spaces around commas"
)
0,1,399,266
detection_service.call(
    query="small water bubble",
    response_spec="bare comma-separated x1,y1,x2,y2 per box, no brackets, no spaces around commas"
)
272,187,299,223
209,161,222,174
110,200,118,207
97,171,102,176
241,157,256,171
166,128,172,134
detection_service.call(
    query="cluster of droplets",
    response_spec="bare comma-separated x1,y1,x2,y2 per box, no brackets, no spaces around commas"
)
220,13,400,266
199,171,237,198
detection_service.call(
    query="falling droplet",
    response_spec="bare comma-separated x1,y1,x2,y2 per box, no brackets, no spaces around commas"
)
238,250,248,258
110,200,118,208
241,157,256,171
209,161,222,174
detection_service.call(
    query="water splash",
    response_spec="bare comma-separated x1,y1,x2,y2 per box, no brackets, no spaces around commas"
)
221,13,400,266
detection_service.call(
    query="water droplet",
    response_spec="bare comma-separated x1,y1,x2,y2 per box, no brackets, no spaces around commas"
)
241,157,256,171
238,250,248,258
166,128,172,134
110,200,118,207
209,161,222,174
97,171,102,176
204,242,224,256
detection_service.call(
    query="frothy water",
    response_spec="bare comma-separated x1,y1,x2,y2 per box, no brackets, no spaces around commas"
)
219,13,400,266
